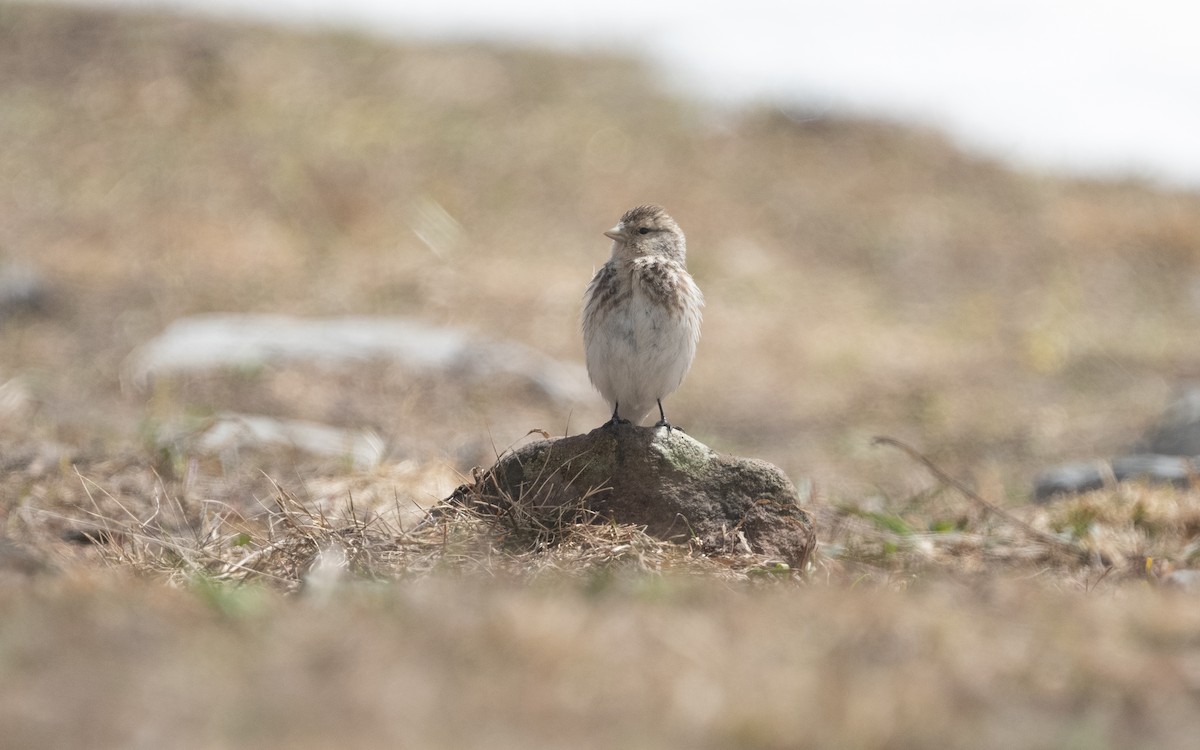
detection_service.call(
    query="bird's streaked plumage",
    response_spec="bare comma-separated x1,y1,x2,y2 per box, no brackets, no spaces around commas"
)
582,205,703,429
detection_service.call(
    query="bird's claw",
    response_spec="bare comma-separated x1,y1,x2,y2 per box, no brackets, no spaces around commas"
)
654,419,683,434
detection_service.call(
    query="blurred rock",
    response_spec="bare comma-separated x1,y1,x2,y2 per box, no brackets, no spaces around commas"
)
1034,455,1197,503
448,424,816,567
1034,386,1200,502
1033,463,1105,501
127,314,591,404
1134,386,1200,456
0,264,49,319
1163,569,1200,592
181,412,386,470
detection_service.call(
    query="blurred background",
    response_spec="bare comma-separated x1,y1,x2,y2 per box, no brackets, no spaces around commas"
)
77,0,1200,186
7,7,1200,745
3,0,1200,516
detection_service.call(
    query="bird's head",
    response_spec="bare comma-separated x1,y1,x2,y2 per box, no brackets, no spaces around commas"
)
604,205,686,262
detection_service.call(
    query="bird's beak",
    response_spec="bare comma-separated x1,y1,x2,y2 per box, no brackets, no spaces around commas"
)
604,227,623,242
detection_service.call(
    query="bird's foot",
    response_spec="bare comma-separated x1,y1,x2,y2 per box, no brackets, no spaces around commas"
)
653,419,684,434
603,404,632,430
652,400,683,434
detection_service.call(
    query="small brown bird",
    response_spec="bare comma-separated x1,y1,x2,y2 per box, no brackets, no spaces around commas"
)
581,205,703,429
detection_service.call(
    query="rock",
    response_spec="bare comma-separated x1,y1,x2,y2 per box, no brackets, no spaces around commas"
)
1034,386,1200,501
1164,569,1200,592
0,264,49,319
1111,455,1196,487
448,424,816,567
1135,386,1200,456
1033,462,1106,501
170,412,387,470
1034,454,1197,503
126,314,591,404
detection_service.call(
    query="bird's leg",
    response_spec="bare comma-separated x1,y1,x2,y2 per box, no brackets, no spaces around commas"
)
604,402,631,429
653,399,679,433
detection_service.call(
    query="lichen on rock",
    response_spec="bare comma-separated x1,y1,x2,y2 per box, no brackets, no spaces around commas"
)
447,424,816,568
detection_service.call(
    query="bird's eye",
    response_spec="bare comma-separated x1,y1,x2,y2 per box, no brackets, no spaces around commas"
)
638,227,651,235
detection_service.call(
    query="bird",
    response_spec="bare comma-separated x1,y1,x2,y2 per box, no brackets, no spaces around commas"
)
581,205,703,430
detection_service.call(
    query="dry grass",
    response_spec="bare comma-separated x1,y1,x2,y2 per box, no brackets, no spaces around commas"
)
5,3,1200,747
29,469,788,591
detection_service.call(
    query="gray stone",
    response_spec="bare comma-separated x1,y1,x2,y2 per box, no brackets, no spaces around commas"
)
0,264,49,319
1033,462,1107,502
449,424,816,567
1034,454,1197,503
1164,569,1200,592
184,412,386,470
1135,386,1200,456
1033,385,1200,501
126,314,591,404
